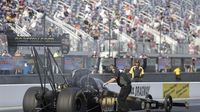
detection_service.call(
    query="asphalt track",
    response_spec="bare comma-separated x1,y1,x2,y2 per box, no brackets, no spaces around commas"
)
1,99,200,112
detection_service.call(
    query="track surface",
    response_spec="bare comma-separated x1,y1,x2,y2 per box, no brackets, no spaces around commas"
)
0,107,199,112
0,99,199,112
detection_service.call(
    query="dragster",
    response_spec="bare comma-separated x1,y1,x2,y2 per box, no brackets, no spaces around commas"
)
23,47,189,112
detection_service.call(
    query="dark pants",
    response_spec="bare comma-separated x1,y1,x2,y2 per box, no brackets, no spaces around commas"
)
176,75,181,81
133,77,142,82
118,85,132,112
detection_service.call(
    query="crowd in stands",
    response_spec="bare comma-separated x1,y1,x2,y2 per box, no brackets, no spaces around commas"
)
49,0,200,55
1,0,200,55
66,0,197,54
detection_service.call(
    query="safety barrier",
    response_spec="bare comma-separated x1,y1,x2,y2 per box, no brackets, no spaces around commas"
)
0,82,200,107
107,82,200,100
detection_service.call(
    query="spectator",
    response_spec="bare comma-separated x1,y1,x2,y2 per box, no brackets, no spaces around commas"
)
92,29,100,52
78,34,83,51
27,55,35,74
129,60,144,82
127,40,133,53
14,50,23,57
48,28,53,37
184,65,191,73
155,62,158,72
53,50,62,58
14,50,23,74
191,58,196,72
53,50,61,74
2,50,11,57
63,6,69,17
141,54,148,71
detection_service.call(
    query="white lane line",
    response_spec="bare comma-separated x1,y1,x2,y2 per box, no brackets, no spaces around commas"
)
0,106,22,111
189,101,200,106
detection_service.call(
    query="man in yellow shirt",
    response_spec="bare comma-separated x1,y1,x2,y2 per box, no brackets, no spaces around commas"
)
174,67,181,81
129,60,144,82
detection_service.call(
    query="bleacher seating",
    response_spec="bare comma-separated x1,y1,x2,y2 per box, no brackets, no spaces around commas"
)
1,0,200,57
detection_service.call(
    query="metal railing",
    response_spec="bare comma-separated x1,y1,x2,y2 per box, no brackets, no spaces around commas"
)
7,24,31,37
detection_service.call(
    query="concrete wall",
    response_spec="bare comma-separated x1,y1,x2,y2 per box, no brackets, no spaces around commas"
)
1,82,200,107
0,84,45,107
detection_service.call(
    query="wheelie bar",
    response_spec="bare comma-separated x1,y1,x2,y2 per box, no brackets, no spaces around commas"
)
172,102,189,109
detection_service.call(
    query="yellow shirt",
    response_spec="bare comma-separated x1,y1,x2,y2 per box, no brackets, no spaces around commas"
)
174,67,181,76
129,66,144,78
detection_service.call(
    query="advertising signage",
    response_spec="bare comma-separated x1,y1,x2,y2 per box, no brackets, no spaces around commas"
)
7,36,62,46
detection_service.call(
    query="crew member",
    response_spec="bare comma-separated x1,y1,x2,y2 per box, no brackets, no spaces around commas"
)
104,64,131,112
129,60,144,82
174,67,181,81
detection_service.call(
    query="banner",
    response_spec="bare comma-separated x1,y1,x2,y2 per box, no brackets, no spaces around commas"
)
130,85,151,96
0,57,15,70
163,83,189,98
107,83,163,99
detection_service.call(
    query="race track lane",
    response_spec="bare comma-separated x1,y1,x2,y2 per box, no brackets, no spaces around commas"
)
1,99,199,112
0,107,198,112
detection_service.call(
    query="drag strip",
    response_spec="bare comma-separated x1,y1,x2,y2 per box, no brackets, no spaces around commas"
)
1,99,200,112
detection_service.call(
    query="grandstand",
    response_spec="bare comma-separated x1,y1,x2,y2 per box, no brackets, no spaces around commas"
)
1,0,200,56
0,0,200,73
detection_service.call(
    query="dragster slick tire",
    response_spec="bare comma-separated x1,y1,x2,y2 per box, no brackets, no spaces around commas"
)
164,95,173,112
23,87,48,112
56,87,87,112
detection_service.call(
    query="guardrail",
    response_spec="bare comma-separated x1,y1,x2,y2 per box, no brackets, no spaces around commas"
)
138,25,178,53
7,24,30,37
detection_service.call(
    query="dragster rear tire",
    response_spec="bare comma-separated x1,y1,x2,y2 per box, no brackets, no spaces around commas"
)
23,87,48,112
57,87,87,112
164,95,173,112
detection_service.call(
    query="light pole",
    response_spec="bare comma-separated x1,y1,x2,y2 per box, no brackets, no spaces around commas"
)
159,20,162,55
159,16,164,56
143,35,145,54
108,15,112,58
158,17,163,72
